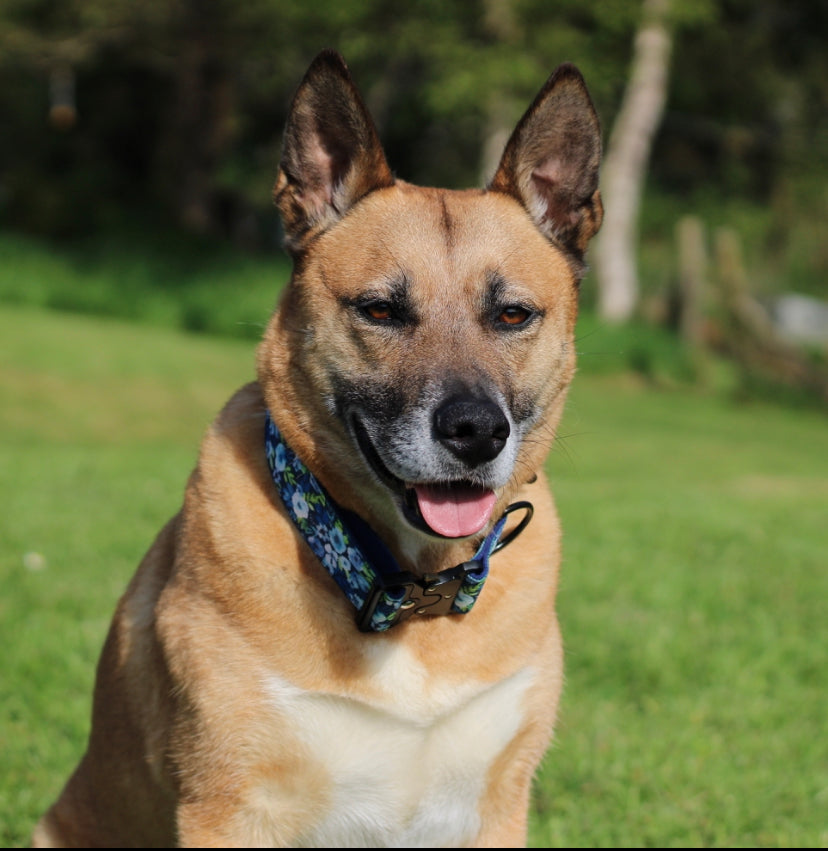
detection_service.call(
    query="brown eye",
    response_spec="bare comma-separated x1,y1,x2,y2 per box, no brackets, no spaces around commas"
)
364,302,392,321
498,306,531,326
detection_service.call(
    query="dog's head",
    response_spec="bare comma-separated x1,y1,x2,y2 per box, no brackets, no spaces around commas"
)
258,49,601,554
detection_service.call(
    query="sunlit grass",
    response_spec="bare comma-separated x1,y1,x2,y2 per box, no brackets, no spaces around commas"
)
535,375,828,847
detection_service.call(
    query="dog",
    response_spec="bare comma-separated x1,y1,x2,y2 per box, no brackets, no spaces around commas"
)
31,48,602,848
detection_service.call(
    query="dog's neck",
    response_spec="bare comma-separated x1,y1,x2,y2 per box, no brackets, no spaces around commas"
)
264,410,531,632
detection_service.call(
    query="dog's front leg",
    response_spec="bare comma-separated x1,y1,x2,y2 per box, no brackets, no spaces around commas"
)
176,799,301,849
469,728,548,847
471,637,562,849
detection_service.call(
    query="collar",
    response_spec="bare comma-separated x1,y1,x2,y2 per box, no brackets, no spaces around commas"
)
264,410,532,632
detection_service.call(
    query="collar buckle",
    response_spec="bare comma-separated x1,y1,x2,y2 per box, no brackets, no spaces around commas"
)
357,562,479,632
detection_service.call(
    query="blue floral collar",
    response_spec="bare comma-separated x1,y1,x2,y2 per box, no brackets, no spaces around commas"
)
264,411,532,632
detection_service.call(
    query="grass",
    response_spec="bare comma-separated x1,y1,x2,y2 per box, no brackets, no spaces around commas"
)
535,375,828,847
2,302,827,847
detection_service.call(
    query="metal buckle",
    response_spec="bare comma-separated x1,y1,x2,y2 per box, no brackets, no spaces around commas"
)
357,562,478,632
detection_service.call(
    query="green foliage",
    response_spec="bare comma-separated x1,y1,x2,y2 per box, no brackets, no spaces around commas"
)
2,304,827,846
633,180,828,317
0,227,290,338
3,1,825,233
575,301,706,386
654,0,828,200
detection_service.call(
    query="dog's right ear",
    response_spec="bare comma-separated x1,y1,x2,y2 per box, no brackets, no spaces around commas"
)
274,50,394,253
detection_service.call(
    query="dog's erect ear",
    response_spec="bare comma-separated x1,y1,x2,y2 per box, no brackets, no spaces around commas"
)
489,63,603,261
274,49,394,252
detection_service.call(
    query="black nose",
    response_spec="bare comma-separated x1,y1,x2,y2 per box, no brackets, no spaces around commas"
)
433,394,510,466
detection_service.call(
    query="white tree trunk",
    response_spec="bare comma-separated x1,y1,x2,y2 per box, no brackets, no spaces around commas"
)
595,0,673,323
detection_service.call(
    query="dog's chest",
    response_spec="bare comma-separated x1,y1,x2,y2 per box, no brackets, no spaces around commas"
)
262,641,534,847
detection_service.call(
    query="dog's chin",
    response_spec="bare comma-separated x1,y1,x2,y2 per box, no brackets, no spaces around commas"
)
350,417,496,540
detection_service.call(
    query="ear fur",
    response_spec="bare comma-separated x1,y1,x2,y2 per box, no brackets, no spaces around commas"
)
489,63,603,262
274,49,394,253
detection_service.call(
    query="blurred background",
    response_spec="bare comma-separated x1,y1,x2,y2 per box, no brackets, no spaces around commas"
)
2,1,828,847
0,0,826,398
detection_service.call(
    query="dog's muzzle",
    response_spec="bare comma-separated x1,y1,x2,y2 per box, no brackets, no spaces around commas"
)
350,391,516,539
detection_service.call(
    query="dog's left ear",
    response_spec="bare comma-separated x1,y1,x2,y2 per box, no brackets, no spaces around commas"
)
274,49,394,253
489,63,603,261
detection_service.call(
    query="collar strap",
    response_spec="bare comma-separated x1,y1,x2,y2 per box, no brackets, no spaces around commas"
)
264,411,532,632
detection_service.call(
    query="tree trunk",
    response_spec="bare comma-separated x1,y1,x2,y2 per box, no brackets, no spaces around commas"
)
676,214,706,346
595,0,672,323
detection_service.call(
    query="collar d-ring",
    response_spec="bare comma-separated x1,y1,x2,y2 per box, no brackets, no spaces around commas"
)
491,501,534,554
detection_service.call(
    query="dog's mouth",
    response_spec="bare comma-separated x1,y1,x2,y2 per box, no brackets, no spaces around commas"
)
351,417,496,539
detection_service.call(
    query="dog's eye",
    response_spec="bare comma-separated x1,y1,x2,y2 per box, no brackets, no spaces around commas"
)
361,301,393,322
498,306,532,326
352,294,414,327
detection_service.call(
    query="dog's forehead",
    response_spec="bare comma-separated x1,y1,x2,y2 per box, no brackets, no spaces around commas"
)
314,185,574,300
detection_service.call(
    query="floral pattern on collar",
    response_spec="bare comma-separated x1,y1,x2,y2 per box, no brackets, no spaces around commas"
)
264,410,505,632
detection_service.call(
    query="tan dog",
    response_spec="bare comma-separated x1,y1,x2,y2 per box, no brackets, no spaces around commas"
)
32,49,602,848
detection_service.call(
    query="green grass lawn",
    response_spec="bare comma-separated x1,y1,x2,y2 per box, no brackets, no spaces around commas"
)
1,304,827,847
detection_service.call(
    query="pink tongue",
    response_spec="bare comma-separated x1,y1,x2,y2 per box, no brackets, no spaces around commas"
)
414,485,497,538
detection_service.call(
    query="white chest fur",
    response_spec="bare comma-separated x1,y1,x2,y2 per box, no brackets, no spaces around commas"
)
263,642,535,848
